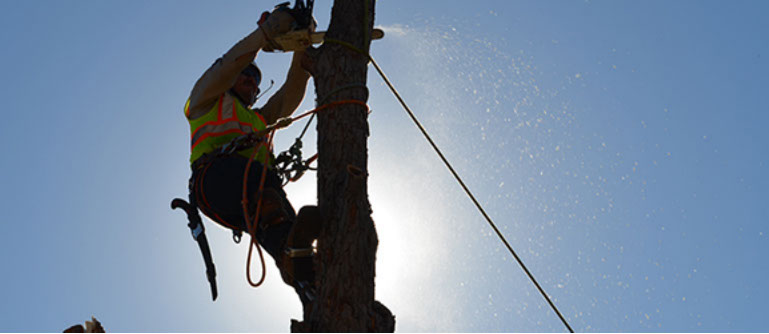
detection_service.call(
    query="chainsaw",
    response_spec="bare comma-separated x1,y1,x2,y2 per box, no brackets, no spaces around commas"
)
259,0,384,52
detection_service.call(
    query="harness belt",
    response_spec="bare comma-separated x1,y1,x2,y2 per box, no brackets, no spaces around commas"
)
171,176,218,301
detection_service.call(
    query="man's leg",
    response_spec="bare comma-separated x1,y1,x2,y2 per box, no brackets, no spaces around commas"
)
282,206,322,282
251,188,322,308
277,205,322,309
194,155,321,306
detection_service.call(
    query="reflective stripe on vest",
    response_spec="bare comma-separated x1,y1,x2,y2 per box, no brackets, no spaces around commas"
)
186,93,270,165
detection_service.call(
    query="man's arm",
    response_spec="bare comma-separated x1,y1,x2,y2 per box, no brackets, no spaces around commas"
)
186,30,266,119
187,11,295,119
259,51,311,125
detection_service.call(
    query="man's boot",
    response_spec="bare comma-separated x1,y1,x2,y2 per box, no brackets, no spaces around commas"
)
280,205,322,307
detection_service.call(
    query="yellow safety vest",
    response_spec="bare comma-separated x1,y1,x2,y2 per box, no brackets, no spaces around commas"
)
186,93,271,165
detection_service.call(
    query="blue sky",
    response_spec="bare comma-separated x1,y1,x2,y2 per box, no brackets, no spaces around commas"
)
1,0,768,332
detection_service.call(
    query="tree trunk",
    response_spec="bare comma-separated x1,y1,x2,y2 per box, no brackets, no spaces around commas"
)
292,0,394,332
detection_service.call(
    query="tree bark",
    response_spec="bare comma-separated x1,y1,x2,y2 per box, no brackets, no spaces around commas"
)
292,0,394,332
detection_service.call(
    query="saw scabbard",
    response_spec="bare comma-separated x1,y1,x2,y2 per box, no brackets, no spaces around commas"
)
171,188,219,301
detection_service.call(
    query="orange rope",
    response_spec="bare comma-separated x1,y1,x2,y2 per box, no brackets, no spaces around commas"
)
241,130,274,288
292,99,368,121
238,99,368,289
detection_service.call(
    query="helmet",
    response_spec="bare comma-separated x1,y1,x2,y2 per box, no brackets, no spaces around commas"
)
242,62,262,87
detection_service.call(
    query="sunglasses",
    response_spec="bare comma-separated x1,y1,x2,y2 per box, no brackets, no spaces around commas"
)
241,66,261,84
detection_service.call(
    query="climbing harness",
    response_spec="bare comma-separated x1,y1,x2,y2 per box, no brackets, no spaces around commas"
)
171,99,368,297
170,118,276,296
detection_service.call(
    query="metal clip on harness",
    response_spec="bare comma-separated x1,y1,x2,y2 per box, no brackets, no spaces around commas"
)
274,137,315,186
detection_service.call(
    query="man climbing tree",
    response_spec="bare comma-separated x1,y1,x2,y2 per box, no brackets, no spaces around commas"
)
182,5,321,312
176,0,393,331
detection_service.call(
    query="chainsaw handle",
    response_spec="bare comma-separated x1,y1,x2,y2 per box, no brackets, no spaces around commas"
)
170,198,190,211
257,2,293,25
258,11,270,26
258,0,314,33
171,198,205,240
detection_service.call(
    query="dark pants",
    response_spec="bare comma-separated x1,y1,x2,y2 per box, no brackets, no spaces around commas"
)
192,155,295,263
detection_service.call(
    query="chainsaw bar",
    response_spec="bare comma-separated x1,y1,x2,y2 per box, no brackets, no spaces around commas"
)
265,28,385,52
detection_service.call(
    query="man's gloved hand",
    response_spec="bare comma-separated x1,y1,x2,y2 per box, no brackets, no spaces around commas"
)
307,16,317,34
259,7,295,39
258,1,317,52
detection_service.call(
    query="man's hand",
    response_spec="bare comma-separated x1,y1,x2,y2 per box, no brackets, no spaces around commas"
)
260,8,295,39
307,16,317,34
